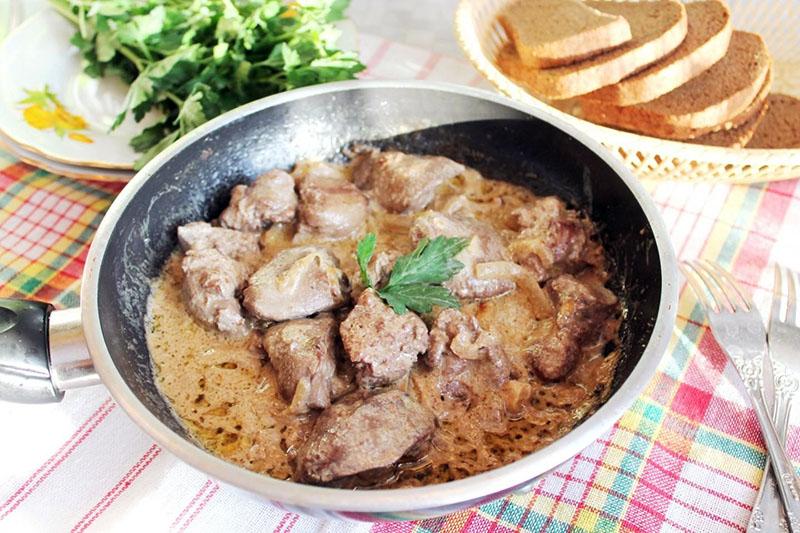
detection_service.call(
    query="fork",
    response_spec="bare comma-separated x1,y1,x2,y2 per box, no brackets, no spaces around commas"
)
682,260,800,533
749,266,800,532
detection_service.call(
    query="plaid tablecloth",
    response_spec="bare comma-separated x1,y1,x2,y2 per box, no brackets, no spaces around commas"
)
2,33,800,533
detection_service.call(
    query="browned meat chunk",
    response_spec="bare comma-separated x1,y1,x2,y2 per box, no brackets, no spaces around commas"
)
427,309,511,394
296,167,368,240
292,160,343,183
529,335,580,382
508,197,603,282
263,315,337,414
351,149,465,213
294,390,435,485
177,221,260,263
411,211,517,300
549,274,618,342
243,246,349,322
339,289,429,387
219,170,297,231
529,274,619,381
424,309,512,433
181,249,250,337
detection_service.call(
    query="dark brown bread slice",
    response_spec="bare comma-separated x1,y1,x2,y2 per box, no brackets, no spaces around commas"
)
582,0,732,106
498,0,632,69
496,0,687,100
681,67,772,140
747,94,800,149
690,102,768,148
580,31,771,139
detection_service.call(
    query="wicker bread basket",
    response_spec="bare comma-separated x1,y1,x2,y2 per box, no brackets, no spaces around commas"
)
455,0,800,183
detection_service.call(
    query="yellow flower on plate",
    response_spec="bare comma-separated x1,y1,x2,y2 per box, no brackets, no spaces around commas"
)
22,105,55,129
18,85,93,143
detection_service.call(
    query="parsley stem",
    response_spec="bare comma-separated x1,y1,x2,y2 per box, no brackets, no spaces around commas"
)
116,45,146,73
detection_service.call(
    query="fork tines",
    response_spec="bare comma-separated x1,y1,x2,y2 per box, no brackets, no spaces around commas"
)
682,260,754,314
772,265,798,327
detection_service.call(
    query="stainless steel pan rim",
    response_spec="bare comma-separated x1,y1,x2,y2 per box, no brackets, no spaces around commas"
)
81,80,678,513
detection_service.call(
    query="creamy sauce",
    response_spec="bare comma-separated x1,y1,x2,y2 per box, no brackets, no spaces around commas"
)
147,166,620,487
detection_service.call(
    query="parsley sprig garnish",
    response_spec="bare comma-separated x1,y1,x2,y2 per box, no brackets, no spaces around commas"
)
49,0,365,169
356,232,469,315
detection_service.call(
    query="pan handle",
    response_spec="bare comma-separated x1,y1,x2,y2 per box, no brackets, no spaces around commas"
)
0,299,99,403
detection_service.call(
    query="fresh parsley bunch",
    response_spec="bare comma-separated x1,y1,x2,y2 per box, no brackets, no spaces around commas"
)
49,0,365,168
357,232,469,315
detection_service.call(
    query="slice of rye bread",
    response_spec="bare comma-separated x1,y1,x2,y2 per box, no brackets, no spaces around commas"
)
690,101,769,148
497,0,632,69
582,0,732,106
674,66,772,140
496,0,687,100
747,94,800,148
580,31,771,139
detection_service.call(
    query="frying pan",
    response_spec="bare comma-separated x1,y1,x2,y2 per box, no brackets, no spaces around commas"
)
0,81,677,521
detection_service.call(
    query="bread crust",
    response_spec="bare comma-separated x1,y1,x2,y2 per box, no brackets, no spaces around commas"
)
496,0,688,100
579,32,771,139
498,0,632,68
582,0,733,106
747,94,800,149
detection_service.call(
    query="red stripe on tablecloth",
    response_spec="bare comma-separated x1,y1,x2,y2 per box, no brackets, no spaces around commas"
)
273,511,296,533
468,72,486,87
546,456,745,530
653,439,758,491
540,451,582,531
70,444,162,533
676,187,735,260
415,52,441,80
0,180,90,264
571,426,620,524
170,479,213,530
598,438,750,510
177,483,220,533
282,513,300,532
61,247,89,279
364,39,392,74
0,399,115,520
733,179,800,281
0,161,35,183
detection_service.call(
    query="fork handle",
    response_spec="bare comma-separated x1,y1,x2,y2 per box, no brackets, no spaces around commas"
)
752,392,800,533
748,392,791,532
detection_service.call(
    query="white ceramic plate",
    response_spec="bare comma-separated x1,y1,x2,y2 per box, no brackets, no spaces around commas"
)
0,129,134,182
0,9,160,169
0,8,360,173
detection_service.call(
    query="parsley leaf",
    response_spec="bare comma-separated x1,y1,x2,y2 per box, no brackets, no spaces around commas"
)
49,0,365,169
355,233,469,315
355,232,376,289
379,284,460,315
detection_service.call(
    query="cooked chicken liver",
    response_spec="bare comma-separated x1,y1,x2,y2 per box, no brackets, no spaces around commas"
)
219,169,297,232
296,166,368,239
550,274,618,342
352,149,465,213
411,211,516,299
150,148,623,490
243,246,349,322
177,221,260,263
263,315,338,414
294,390,435,485
427,309,511,400
181,248,250,337
529,274,619,381
339,289,429,387
528,335,580,382
508,197,603,282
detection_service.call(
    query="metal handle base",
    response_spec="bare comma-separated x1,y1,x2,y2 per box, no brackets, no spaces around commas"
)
0,299,98,403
